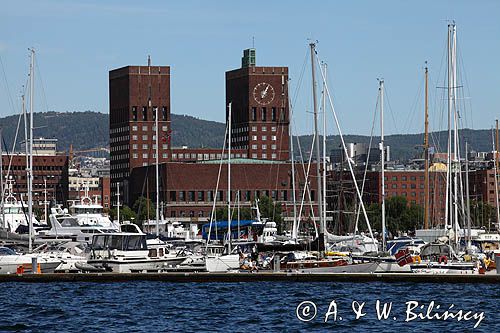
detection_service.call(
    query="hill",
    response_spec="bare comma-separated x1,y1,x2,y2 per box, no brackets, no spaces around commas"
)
0,111,494,160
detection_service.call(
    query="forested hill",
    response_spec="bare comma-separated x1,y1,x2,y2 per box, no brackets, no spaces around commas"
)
0,111,494,161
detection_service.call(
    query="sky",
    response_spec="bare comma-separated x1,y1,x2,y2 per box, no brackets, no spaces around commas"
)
1,0,499,136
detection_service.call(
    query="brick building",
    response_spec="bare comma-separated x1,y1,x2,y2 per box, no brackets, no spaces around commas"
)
226,49,290,161
1,153,69,208
109,60,171,205
129,160,318,229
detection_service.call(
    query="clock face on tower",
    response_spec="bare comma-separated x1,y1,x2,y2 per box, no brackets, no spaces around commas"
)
253,82,275,105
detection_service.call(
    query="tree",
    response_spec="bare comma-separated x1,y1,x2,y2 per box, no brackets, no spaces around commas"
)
214,206,252,221
109,205,137,223
132,196,156,222
257,196,284,231
470,200,497,229
367,196,423,237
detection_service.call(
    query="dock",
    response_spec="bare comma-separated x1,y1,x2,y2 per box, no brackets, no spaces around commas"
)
1,272,499,283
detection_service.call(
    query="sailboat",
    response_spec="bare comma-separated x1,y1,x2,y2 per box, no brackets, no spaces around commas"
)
205,102,241,272
411,23,477,274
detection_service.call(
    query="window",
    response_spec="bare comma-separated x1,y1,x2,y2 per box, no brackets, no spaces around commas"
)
251,107,257,121
162,153,167,158
261,107,267,121
142,125,148,131
162,144,168,149
262,144,267,150
132,125,137,131
179,191,185,201
142,153,148,158
402,176,407,181
271,135,276,141
271,144,276,150
262,153,267,159
132,135,138,141
252,144,257,150
271,126,276,132
271,153,276,159
162,107,167,120
251,126,257,132
271,107,276,121
245,190,251,201
252,153,257,158
170,191,177,202
132,106,138,121
208,191,214,202
132,153,138,159
142,106,148,120
262,126,267,132
262,135,267,141
142,144,148,149
392,176,397,181
402,184,407,189
188,191,195,201
392,184,397,189
280,107,285,121
142,135,148,140
132,144,138,149
410,176,416,181
152,107,157,121
252,135,257,141
217,191,223,201
281,190,288,201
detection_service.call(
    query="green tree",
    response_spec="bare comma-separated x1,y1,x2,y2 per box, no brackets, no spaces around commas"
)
109,205,137,224
367,196,423,237
470,200,496,229
132,196,156,222
257,196,284,231
214,206,252,221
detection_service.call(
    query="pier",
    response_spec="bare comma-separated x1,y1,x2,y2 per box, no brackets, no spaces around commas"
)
1,272,499,284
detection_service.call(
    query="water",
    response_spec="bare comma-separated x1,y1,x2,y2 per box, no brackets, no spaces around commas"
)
0,281,498,332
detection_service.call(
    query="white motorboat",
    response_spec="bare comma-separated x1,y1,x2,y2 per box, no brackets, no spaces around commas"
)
38,206,119,244
87,231,187,273
0,180,44,234
68,188,118,230
0,246,61,274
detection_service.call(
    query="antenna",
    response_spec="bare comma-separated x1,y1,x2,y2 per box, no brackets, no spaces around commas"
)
252,36,255,48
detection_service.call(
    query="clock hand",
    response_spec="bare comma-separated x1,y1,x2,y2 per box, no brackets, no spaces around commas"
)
263,84,270,97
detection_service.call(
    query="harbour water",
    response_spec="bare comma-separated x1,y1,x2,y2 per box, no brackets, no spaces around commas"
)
0,281,497,332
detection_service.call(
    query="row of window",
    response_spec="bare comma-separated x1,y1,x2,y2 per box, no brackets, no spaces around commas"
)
168,189,291,202
131,125,168,132
384,183,424,189
250,144,277,150
131,106,168,121
132,144,168,150
251,107,285,122
384,175,423,181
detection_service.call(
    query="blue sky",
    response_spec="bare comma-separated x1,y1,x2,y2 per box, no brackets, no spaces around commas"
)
1,0,499,136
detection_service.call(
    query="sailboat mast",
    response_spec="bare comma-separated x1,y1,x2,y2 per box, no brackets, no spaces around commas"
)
309,42,324,254
227,102,232,253
288,79,298,240
28,48,35,253
0,128,4,230
148,56,160,237
465,141,471,248
116,182,120,223
452,24,459,247
495,120,500,229
379,79,386,252
445,24,452,232
321,62,327,235
423,65,430,229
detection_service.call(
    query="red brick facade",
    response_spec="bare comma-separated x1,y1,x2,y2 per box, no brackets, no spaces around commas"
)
109,64,171,205
226,66,290,161
1,153,69,208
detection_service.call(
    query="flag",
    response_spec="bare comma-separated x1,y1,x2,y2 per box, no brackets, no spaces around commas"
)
395,248,414,267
